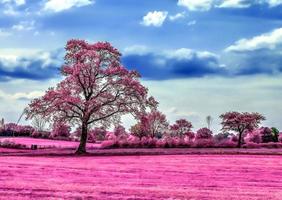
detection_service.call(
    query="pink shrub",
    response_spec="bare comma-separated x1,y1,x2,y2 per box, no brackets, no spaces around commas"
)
156,140,166,148
113,125,127,137
242,142,261,149
260,127,276,143
0,139,28,149
0,123,35,137
51,122,71,138
127,135,140,148
100,140,117,149
215,139,237,148
31,130,50,138
117,138,130,148
140,137,157,148
244,130,262,144
184,131,195,141
196,128,213,139
243,142,282,148
105,132,117,141
193,138,215,148
171,137,181,147
279,133,282,143
231,135,239,142
214,132,231,142
259,142,282,148
91,127,107,141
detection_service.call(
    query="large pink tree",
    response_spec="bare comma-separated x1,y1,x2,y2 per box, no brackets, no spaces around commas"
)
220,112,265,148
26,40,151,154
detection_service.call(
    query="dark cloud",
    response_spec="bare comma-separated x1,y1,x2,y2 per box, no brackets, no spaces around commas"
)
0,49,63,82
122,51,227,80
234,51,282,76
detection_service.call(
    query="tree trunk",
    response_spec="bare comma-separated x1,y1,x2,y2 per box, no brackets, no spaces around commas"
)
76,122,88,154
237,131,243,148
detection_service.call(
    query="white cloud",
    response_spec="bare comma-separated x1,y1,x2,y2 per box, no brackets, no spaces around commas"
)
11,91,44,100
123,45,149,55
3,5,19,15
267,0,282,7
187,20,197,26
165,48,217,60
0,0,25,5
43,0,94,12
0,29,11,37
225,27,282,52
141,11,168,27
0,48,62,71
14,0,24,5
177,0,213,11
0,89,44,101
218,0,251,8
12,21,35,31
0,0,25,15
169,12,185,21
177,0,282,11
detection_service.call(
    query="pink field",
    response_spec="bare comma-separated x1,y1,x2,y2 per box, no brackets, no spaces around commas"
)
1,154,282,199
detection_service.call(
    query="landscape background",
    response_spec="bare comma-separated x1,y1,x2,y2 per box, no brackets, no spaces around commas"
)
0,0,282,132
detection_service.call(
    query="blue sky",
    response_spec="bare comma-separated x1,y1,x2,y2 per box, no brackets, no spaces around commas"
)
0,0,282,131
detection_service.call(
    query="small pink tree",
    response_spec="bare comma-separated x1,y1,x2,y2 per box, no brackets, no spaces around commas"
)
196,128,213,139
88,127,107,142
220,112,265,148
26,40,151,154
131,111,169,139
51,122,71,138
170,119,193,138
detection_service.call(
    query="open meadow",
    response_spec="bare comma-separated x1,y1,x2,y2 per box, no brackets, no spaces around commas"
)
0,154,282,199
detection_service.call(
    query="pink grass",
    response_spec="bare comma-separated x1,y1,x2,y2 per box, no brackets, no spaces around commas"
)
0,155,281,199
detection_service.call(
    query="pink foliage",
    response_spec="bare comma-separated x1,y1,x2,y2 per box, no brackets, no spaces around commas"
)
244,129,262,144
170,119,193,137
196,128,213,139
51,122,71,138
279,133,282,143
89,127,107,142
141,111,168,138
184,131,195,141
31,130,50,138
243,142,282,149
100,140,117,149
0,137,98,149
215,139,237,148
193,138,215,148
220,112,265,147
26,39,151,153
127,135,140,148
113,125,128,140
0,123,35,137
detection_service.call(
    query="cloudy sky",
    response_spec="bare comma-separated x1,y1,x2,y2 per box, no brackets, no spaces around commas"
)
0,0,282,132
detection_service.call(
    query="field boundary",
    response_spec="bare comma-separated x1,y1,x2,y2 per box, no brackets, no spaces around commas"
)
1,147,282,157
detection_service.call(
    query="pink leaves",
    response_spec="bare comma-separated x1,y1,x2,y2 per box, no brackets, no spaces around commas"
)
26,40,150,144
196,128,213,139
220,112,265,132
51,122,71,138
170,119,193,137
